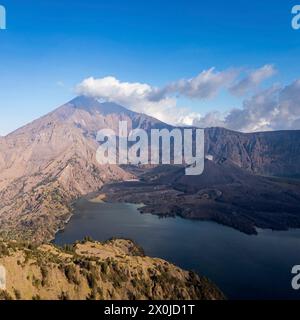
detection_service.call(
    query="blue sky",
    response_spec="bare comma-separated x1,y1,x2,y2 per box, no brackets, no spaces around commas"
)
0,0,300,134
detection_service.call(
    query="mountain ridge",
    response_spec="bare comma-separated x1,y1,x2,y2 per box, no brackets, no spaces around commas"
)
0,96,300,241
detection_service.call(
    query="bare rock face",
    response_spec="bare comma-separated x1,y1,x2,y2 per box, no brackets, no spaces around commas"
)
0,97,140,242
205,127,300,176
0,238,225,300
0,95,300,242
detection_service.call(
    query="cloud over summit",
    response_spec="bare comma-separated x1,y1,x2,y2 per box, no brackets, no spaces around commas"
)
76,65,300,132
77,76,196,125
76,68,238,126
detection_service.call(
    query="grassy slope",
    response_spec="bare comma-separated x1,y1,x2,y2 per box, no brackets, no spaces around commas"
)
0,238,225,301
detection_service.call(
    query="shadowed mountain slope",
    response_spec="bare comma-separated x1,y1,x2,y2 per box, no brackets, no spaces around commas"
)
205,127,300,176
0,96,300,240
103,159,300,234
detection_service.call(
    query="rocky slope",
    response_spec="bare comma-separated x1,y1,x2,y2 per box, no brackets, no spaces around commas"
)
0,96,178,242
0,95,300,241
205,127,300,176
0,97,143,242
0,238,224,300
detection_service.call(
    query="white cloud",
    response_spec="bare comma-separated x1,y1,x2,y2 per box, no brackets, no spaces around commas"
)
192,111,227,128
230,64,277,96
76,66,300,133
77,76,152,103
194,79,300,132
77,76,199,126
76,69,237,126
149,66,274,101
158,68,238,100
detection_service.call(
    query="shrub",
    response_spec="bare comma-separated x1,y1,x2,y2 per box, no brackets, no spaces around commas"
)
58,291,70,300
100,261,108,274
64,265,79,285
40,266,49,287
63,244,75,253
0,243,9,257
0,290,13,300
83,236,94,243
86,272,97,290
14,289,21,300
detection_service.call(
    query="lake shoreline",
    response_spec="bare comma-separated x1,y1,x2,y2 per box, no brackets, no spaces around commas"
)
54,198,300,300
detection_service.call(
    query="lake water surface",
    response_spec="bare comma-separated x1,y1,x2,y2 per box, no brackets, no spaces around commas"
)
54,199,300,300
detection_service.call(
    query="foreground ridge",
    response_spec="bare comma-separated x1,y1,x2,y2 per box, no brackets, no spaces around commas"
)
0,238,225,300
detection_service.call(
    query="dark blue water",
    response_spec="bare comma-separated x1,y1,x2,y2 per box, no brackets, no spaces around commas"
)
54,199,300,300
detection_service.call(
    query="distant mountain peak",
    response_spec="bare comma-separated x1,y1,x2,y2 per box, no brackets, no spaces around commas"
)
69,95,100,108
68,95,134,116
